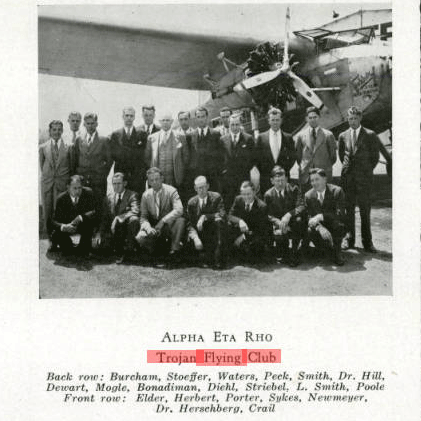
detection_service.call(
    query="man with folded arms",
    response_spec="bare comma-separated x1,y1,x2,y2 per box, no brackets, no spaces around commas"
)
264,166,305,267
187,176,226,268
304,168,346,266
136,167,185,263
51,175,95,256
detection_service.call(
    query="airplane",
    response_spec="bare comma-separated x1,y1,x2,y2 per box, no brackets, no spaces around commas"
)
38,6,392,175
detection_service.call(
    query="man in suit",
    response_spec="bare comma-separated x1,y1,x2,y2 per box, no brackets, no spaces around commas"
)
221,114,256,209
304,168,346,266
136,167,185,263
39,120,73,251
338,106,380,252
264,166,305,267
64,112,83,145
109,106,148,196
187,176,226,268
229,181,272,263
144,112,189,190
215,107,231,137
51,175,95,256
256,107,296,195
73,113,112,220
136,105,161,135
95,172,140,264
190,107,225,193
295,106,337,190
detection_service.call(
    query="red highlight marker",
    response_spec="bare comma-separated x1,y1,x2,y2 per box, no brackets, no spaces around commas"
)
196,349,204,364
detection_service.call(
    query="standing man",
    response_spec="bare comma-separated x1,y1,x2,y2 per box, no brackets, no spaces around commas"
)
144,113,189,190
304,168,345,266
51,175,96,256
64,112,83,145
74,113,112,219
190,107,225,192
221,114,256,209
137,105,161,135
95,173,140,264
295,106,337,190
216,107,232,137
136,167,185,263
256,107,296,195
109,106,148,196
264,166,305,266
39,120,73,251
187,176,226,268
338,106,380,252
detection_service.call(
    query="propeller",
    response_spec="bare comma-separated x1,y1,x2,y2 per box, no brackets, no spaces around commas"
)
234,7,324,110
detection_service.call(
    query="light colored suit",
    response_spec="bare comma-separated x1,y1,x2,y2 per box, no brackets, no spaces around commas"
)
295,126,337,184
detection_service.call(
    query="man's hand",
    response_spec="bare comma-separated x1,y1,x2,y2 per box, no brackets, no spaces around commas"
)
308,214,323,229
111,216,123,234
279,213,292,234
239,219,249,233
155,219,166,233
93,232,101,248
62,223,76,234
317,225,333,246
234,234,246,248
70,215,82,226
196,215,206,232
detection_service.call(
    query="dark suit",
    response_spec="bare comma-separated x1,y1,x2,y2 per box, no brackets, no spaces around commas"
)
190,127,225,193
304,184,345,254
109,127,148,195
176,127,195,203
136,123,161,135
256,130,296,195
187,191,226,264
52,188,95,254
338,126,380,246
99,189,140,254
221,131,256,209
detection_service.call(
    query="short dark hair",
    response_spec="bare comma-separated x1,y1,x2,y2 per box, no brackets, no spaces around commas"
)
146,167,163,177
195,107,209,117
220,107,232,115
178,111,190,119
270,166,286,178
142,105,156,112
68,174,84,185
49,120,63,130
84,112,98,122
347,106,362,117
68,112,81,119
306,106,320,116
240,180,255,191
309,168,326,178
113,172,126,182
267,107,282,118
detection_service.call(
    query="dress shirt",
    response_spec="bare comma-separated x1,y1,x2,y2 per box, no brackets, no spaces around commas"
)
245,201,254,212
199,196,207,210
50,137,63,149
269,129,282,162
87,131,96,145
317,189,326,205
231,132,240,145
275,187,285,198
198,127,209,138
350,126,361,151
125,127,132,137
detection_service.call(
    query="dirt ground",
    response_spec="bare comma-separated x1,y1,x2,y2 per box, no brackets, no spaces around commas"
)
39,168,392,299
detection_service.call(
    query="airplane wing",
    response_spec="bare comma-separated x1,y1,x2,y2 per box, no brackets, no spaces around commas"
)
39,17,260,90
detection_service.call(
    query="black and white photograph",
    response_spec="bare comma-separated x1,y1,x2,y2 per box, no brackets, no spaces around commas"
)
38,3,393,298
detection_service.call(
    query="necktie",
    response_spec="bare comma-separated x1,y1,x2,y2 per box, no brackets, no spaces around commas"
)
53,141,59,162
352,129,357,153
318,192,323,205
116,194,122,212
72,132,76,144
154,191,160,218
311,128,317,151
246,203,251,212
273,131,280,160
73,197,78,206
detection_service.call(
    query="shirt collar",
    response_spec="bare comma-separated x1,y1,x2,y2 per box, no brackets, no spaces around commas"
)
125,126,133,135
269,128,281,137
246,200,254,208
275,187,285,196
198,126,208,136
317,188,326,197
352,126,361,138
70,194,79,204
50,137,63,146
116,190,125,199
310,126,319,133
87,131,96,140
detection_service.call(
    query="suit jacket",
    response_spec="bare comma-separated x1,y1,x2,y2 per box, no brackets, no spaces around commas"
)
187,191,226,231
39,139,73,194
338,126,380,187
221,131,256,182
74,132,112,182
144,130,189,186
100,189,140,233
140,183,183,230
295,126,337,183
229,196,270,238
136,123,161,135
264,184,304,225
189,127,225,176
256,130,296,179
215,125,230,137
52,187,95,229
304,184,345,227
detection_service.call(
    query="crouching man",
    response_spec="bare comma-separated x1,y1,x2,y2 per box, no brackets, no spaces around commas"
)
228,181,272,264
264,166,305,267
304,168,346,266
51,175,95,256
94,172,140,264
136,167,185,263
187,176,226,269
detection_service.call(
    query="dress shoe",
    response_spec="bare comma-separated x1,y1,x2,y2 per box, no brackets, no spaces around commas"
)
363,243,377,253
115,255,125,264
288,253,300,267
47,243,59,252
332,251,345,266
342,237,355,250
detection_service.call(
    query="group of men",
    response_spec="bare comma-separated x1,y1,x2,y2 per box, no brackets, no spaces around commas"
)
40,103,380,268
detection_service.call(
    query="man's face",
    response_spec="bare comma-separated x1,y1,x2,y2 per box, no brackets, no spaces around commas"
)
269,114,282,131
229,118,241,135
123,110,135,127
49,124,63,141
195,110,208,128
220,111,231,128
307,112,320,128
84,117,98,135
241,186,255,204
271,174,287,190
347,113,362,130
160,117,173,131
143,109,155,126
68,115,81,132
178,113,190,131
69,181,83,198
310,173,326,192
194,180,209,198
112,177,126,194
148,173,163,191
